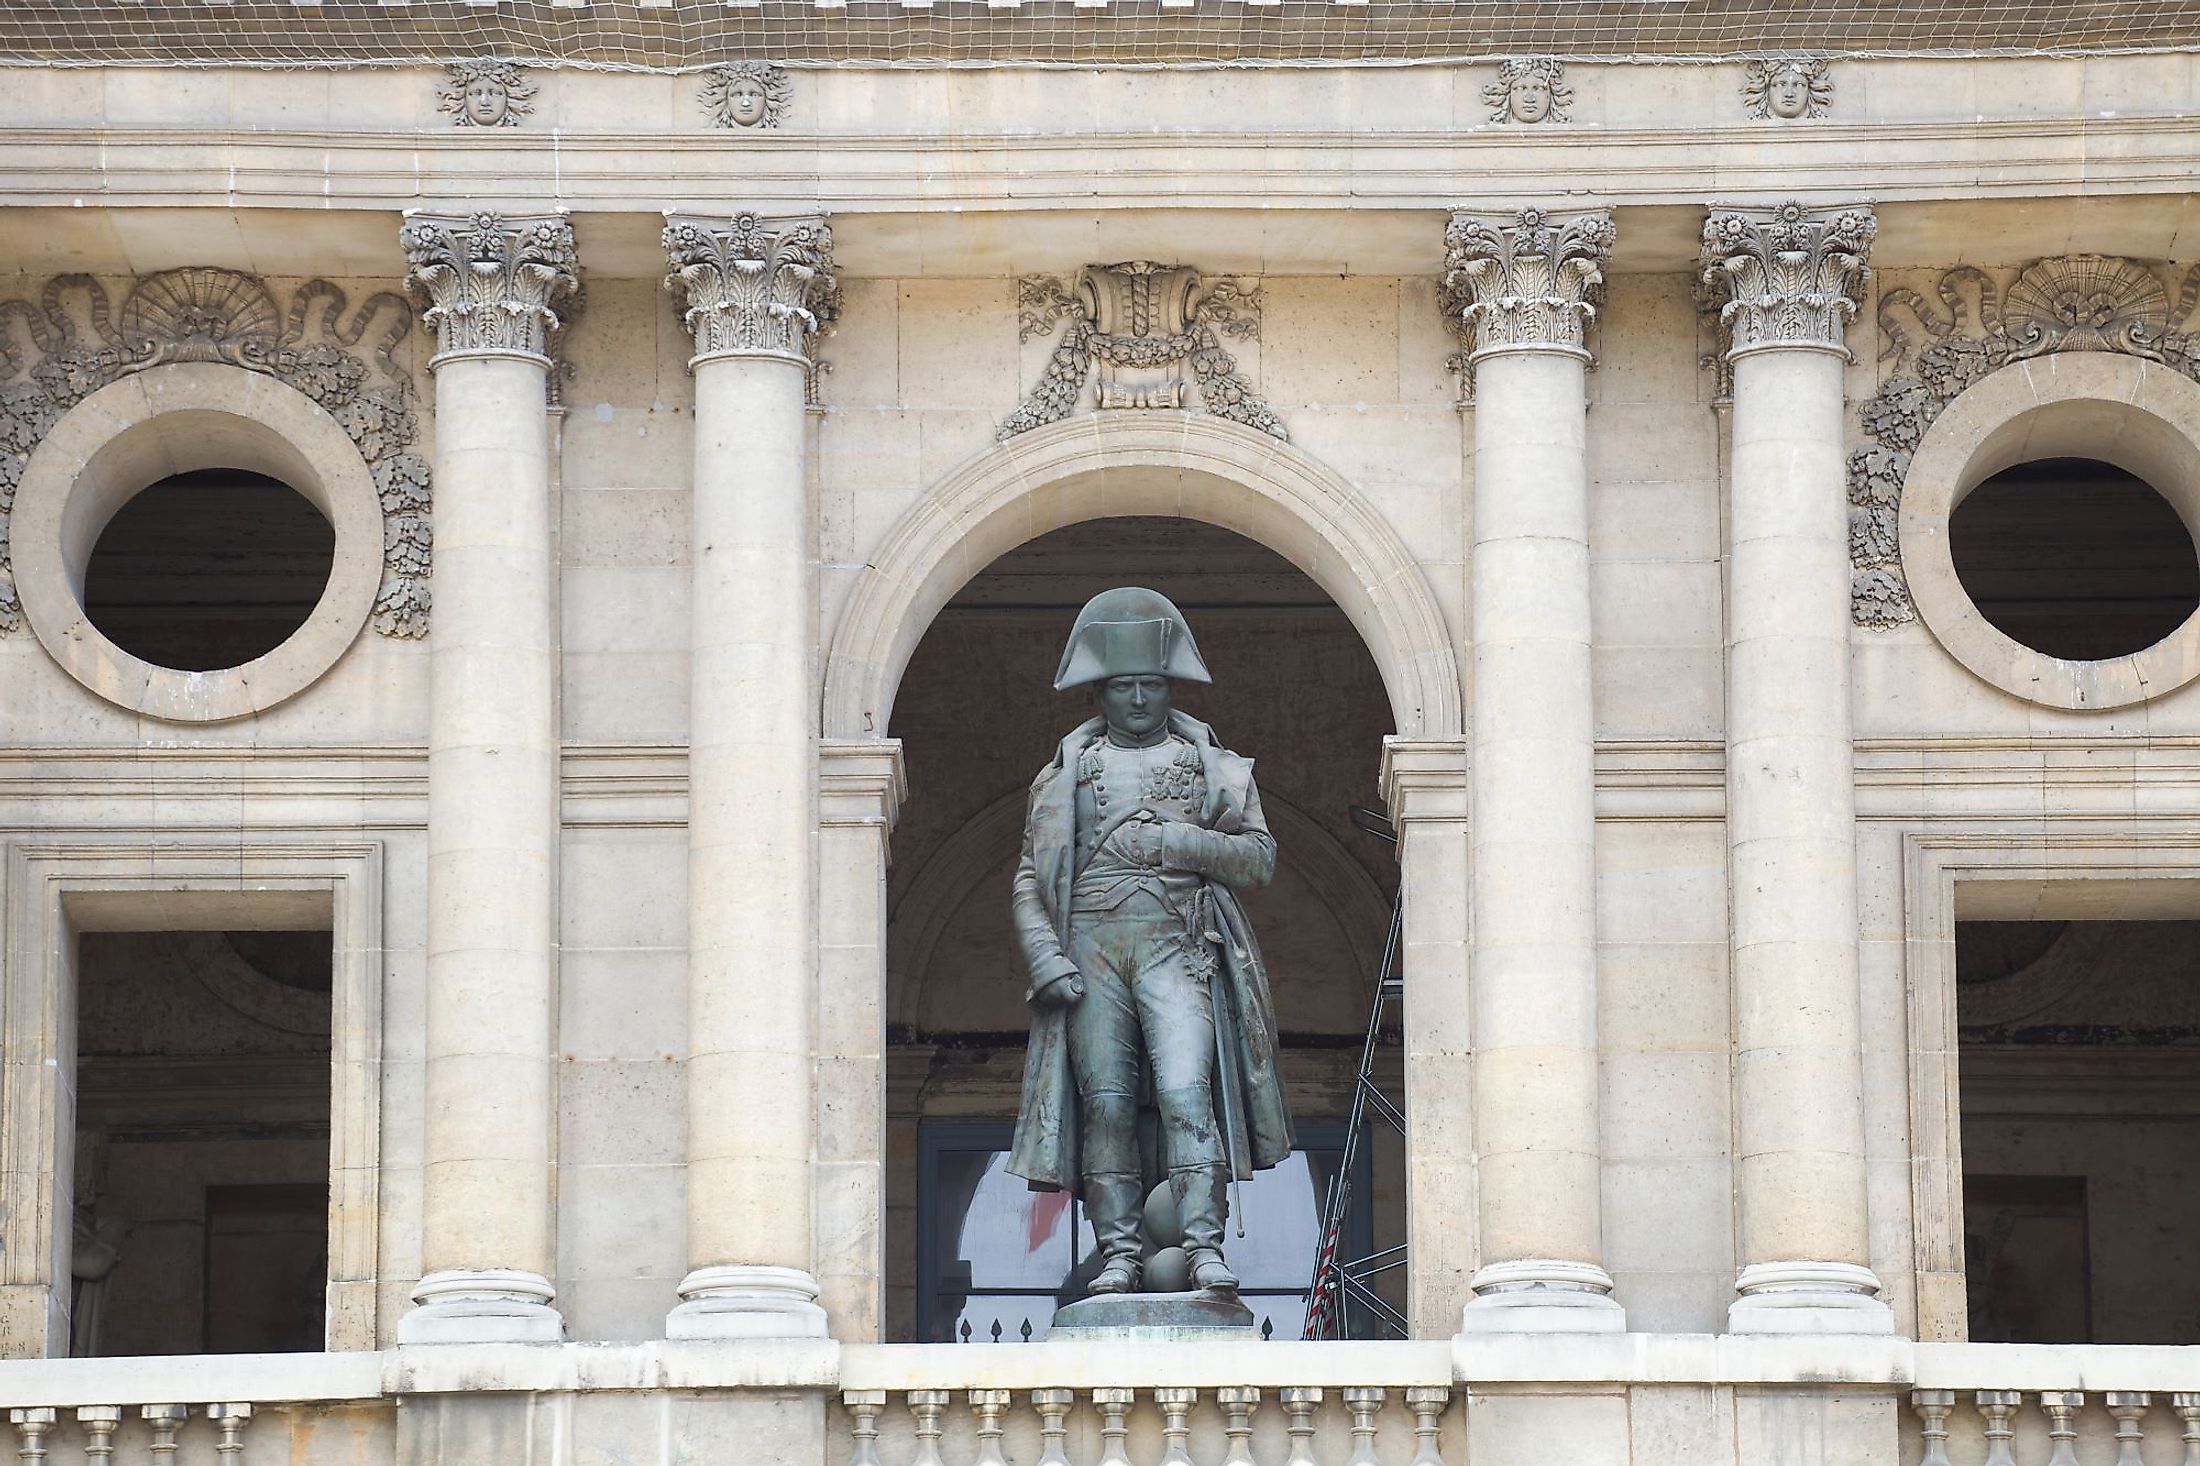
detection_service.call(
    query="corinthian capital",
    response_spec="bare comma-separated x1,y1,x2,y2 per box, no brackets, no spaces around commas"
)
400,209,580,365
1441,207,1615,363
662,212,839,367
1700,201,1876,358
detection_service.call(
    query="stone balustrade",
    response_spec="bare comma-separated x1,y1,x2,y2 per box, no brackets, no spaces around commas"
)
1908,1390,2200,1466
7,1339,2200,1466
837,1386,1455,1466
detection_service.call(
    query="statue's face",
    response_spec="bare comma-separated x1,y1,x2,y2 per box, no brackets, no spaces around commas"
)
1096,675,1171,740
1768,69,1811,118
729,78,769,126
1509,73,1552,123
464,76,508,126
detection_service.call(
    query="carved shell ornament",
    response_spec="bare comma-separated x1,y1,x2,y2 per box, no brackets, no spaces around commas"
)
120,268,283,366
1999,255,2170,359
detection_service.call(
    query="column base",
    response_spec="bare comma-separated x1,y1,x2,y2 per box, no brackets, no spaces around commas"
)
667,1264,830,1340
1727,1261,1896,1335
1457,1259,1627,1334
398,1269,565,1345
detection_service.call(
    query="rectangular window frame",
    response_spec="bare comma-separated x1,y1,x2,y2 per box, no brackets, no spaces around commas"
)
0,840,385,1358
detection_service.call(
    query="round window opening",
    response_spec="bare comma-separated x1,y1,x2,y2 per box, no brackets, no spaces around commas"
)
1948,457,2200,663
80,468,337,673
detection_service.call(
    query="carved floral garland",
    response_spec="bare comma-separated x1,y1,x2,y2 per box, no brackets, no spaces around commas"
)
1849,254,2200,627
0,268,430,637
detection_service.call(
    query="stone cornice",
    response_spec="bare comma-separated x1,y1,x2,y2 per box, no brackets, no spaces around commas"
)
1441,206,1614,363
662,211,838,368
1700,200,1877,359
399,208,580,366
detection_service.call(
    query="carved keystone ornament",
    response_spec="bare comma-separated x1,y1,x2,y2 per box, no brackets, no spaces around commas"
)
1001,261,1282,441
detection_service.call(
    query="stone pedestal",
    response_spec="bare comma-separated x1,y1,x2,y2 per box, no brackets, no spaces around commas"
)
1048,1292,1260,1341
396,208,580,1346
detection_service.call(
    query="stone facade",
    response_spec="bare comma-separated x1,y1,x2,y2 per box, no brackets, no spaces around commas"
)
2,15,2200,1466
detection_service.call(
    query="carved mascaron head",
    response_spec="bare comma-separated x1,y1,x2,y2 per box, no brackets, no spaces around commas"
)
703,62,793,129
1483,58,1573,125
1744,57,1832,121
440,61,535,128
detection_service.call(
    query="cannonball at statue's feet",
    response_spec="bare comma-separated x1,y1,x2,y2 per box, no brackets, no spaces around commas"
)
1089,1256,1142,1295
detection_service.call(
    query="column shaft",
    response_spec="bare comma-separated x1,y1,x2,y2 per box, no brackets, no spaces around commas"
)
398,209,579,1344
663,212,840,1339
1443,207,1624,1333
1705,202,1893,1334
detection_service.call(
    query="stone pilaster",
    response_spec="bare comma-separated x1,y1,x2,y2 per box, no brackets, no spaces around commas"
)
1702,202,1894,1335
1442,208,1625,1334
397,209,580,1344
661,212,840,1340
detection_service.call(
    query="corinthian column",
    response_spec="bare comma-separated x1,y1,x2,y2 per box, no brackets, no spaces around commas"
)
1443,207,1624,1333
1702,201,1893,1334
397,209,579,1343
661,212,839,1339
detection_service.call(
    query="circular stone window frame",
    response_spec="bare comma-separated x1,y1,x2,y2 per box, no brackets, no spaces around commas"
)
1899,351,2200,711
13,362,383,722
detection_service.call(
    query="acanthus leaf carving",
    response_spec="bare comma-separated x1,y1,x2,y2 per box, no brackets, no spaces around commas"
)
0,268,432,639
400,210,580,365
661,212,839,372
1700,201,1877,357
1000,262,1285,442
1441,206,1615,366
1850,254,2200,628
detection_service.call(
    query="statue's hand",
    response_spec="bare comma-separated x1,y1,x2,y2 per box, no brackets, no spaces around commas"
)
1125,814,1166,867
1034,972,1086,1009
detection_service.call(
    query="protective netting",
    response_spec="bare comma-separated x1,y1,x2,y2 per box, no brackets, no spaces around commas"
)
0,1,2194,71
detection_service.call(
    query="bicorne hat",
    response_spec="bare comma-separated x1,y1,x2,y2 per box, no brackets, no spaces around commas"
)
1052,585,1213,691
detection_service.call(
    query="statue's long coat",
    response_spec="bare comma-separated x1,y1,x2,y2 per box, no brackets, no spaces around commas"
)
1006,710,1294,1191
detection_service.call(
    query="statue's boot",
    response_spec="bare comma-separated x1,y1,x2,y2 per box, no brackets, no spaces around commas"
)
1083,1172,1145,1295
1171,1164,1239,1294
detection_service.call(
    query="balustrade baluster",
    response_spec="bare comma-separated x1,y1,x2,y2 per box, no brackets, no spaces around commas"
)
1978,1391,2021,1466
206,1404,252,1466
1155,1388,1197,1466
9,1409,56,1466
1218,1388,1258,1466
2173,1394,2200,1466
843,1391,886,1466
2107,1393,2151,1466
141,1406,187,1466
2040,1392,2083,1466
1343,1388,1385,1466
972,1392,1011,1466
78,1407,121,1466
1094,1389,1135,1466
1281,1388,1322,1466
1033,1390,1075,1466
1910,1391,1955,1466
1405,1388,1449,1466
910,1391,951,1466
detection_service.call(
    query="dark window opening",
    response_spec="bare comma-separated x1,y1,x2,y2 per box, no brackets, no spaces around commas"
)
81,468,335,672
1956,918,2200,1344
1949,457,2200,661
72,929,333,1356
